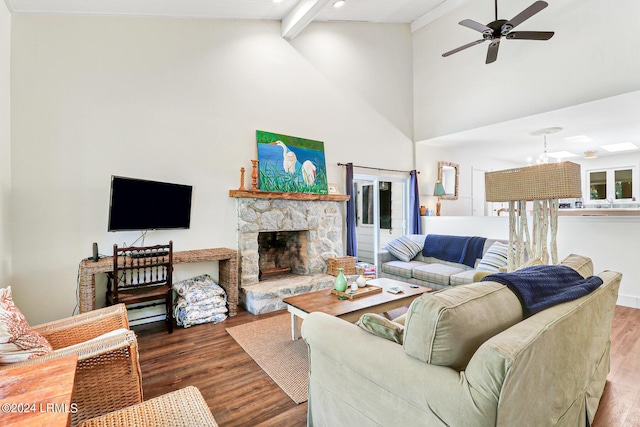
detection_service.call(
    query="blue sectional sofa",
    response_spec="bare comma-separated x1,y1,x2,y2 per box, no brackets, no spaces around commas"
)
378,234,508,290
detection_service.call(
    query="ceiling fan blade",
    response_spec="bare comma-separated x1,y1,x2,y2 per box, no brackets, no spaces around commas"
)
504,1,549,30
486,39,500,64
506,31,554,40
459,19,492,34
442,39,487,57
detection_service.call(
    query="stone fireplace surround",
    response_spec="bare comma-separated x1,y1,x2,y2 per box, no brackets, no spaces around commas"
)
233,192,350,314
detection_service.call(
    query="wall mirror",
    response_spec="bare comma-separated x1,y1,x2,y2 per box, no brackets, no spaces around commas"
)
438,161,459,200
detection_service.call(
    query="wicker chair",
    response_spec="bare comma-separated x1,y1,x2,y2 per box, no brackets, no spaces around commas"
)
0,304,143,427
78,386,219,427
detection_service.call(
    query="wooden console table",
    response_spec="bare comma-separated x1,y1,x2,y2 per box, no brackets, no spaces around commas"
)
78,248,238,316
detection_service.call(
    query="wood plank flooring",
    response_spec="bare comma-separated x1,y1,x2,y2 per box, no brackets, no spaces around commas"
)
134,305,640,427
592,305,640,426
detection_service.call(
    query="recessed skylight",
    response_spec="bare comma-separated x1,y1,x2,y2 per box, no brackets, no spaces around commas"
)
600,142,639,152
564,135,593,143
547,151,579,159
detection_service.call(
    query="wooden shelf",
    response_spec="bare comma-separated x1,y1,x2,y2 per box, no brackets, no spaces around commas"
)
229,189,350,202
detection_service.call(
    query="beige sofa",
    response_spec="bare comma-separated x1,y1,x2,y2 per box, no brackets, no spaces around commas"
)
302,254,621,427
378,234,508,290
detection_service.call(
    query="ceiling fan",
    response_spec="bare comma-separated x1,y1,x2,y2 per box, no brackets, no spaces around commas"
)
442,0,554,64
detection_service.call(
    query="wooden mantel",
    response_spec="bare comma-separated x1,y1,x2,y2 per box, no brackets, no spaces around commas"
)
229,189,350,202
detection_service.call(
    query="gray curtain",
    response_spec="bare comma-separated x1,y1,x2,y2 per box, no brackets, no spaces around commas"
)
409,170,422,234
346,163,357,257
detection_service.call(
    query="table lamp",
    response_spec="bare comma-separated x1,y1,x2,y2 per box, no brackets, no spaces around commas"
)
433,181,445,216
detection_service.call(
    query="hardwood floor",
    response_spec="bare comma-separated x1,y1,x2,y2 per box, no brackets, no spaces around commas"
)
134,309,307,427
592,306,640,427
134,305,640,427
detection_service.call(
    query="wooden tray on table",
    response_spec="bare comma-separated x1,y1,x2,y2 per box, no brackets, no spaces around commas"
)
330,285,382,300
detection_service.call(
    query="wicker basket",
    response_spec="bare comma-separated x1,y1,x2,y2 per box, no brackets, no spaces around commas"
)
327,256,357,276
485,161,582,202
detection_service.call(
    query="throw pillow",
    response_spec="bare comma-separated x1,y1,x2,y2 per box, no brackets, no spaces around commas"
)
403,282,522,371
385,236,422,262
0,286,53,364
356,313,404,344
476,241,509,272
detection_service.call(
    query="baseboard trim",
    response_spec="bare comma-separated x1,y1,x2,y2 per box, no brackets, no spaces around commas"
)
616,294,639,309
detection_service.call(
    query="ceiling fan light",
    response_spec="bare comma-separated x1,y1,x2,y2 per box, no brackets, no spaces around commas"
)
442,0,554,63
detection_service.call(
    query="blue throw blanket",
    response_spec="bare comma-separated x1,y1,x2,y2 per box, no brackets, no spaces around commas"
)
422,234,486,268
481,265,603,316
461,236,487,268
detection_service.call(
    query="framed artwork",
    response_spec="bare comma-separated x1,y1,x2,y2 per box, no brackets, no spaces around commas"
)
328,183,339,194
256,130,328,194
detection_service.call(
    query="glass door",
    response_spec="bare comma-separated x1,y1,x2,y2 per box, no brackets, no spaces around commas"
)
353,174,408,271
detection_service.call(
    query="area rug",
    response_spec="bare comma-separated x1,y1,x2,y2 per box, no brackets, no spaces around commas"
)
226,314,308,404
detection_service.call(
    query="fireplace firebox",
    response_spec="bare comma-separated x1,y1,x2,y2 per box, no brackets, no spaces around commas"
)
258,230,309,280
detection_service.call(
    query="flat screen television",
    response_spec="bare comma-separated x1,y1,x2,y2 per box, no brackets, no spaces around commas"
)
108,176,193,231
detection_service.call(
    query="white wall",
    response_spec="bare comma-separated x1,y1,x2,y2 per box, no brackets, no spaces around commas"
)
413,0,640,309
0,1,10,284
291,23,413,140
415,142,519,215
417,146,640,216
10,16,414,324
414,0,640,141
422,216,640,308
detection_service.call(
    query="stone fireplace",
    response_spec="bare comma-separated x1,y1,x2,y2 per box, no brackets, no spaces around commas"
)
233,194,349,314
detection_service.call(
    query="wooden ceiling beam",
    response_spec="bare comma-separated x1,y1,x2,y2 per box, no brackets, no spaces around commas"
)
281,0,333,41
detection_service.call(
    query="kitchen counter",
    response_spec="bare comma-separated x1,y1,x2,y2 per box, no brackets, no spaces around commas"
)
558,208,640,216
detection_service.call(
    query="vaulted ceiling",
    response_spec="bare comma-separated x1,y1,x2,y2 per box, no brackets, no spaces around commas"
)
4,0,470,39
6,0,638,164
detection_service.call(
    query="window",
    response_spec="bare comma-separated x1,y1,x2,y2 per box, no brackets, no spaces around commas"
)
615,169,632,199
587,167,636,202
589,171,607,200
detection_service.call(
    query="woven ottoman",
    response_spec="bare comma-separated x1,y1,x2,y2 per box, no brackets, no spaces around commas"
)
78,386,218,427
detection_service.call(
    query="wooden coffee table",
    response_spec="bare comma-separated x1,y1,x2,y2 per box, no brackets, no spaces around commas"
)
282,277,431,340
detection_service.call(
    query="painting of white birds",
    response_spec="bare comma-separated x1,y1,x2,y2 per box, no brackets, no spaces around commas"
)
301,160,317,185
272,141,299,174
256,130,328,194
